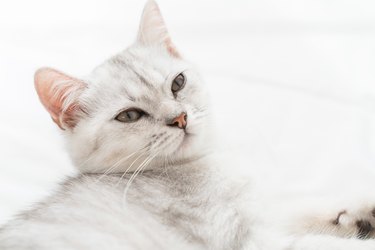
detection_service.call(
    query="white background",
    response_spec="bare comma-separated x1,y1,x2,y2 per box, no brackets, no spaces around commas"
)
1,0,375,225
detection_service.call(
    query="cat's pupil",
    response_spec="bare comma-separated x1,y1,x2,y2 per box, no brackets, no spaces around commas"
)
171,73,186,94
115,109,143,123
127,112,135,119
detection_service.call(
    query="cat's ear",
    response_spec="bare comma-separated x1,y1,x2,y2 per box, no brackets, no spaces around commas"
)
137,0,180,58
34,67,87,130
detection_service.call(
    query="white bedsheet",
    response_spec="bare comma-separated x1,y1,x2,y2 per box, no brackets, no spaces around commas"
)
1,0,375,226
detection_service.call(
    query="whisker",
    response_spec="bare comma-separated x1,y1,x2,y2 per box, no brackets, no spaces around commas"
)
160,133,181,151
153,134,172,149
93,144,150,184
122,151,160,204
115,148,151,186
121,155,152,206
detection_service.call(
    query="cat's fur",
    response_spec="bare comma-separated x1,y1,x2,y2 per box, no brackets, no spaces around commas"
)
1,1,375,249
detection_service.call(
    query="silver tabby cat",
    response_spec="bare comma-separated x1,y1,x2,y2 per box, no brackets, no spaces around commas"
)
2,1,375,249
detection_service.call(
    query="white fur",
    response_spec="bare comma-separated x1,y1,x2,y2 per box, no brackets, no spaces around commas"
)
1,1,375,250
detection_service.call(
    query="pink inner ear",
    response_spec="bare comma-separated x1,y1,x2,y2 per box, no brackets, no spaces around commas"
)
138,0,181,58
34,68,86,130
165,37,180,58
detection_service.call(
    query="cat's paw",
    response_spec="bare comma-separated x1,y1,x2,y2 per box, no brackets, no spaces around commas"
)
332,205,375,239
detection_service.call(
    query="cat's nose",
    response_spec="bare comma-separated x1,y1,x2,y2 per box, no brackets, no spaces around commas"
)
168,112,187,129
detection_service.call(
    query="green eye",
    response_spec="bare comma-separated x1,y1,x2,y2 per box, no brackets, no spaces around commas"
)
171,73,186,95
115,109,144,123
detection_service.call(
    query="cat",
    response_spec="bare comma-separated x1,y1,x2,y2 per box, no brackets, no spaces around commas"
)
1,1,375,249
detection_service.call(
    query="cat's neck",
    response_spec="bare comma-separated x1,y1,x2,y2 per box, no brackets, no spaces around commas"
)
140,154,212,186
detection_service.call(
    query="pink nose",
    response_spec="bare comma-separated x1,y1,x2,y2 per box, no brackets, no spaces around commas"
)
169,112,187,129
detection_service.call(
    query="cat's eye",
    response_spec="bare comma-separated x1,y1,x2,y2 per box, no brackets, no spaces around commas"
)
171,73,186,95
115,109,144,123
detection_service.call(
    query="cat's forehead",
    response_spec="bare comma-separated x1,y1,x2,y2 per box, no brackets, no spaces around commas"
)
90,46,187,92
85,46,190,109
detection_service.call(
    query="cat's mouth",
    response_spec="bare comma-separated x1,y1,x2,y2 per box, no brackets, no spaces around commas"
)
158,132,187,156
175,132,194,152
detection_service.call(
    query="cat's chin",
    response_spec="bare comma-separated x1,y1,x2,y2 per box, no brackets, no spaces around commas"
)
166,133,207,163
176,132,194,151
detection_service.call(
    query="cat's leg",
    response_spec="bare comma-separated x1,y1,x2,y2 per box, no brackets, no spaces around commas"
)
297,201,375,239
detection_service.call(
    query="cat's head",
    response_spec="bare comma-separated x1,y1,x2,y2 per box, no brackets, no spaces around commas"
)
34,0,212,173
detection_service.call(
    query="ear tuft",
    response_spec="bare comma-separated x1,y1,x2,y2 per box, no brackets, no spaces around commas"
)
137,0,180,57
34,67,86,130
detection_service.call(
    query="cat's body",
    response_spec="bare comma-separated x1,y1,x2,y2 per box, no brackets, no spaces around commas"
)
0,158,254,250
4,156,375,250
2,1,375,249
